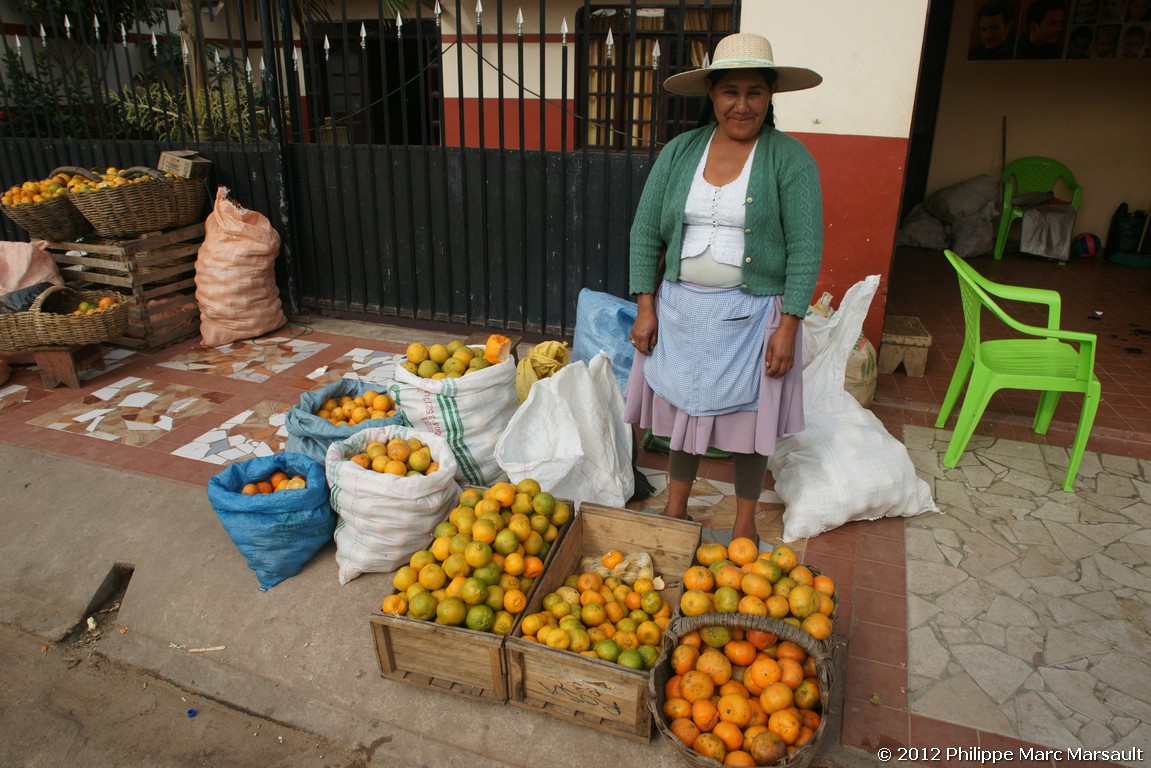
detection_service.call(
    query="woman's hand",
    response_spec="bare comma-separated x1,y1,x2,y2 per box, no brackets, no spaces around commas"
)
630,296,658,355
764,313,800,378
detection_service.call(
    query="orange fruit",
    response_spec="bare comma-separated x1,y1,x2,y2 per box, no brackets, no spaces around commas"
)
779,657,805,690
380,594,407,614
715,565,744,591
696,649,733,685
385,438,411,463
812,574,836,596
802,612,833,641
256,481,273,494
672,644,700,675
679,590,713,617
727,537,759,566
746,629,778,650
719,679,750,699
240,483,259,495
576,572,603,593
269,471,288,488
712,720,744,752
736,595,767,617
683,565,715,592
371,394,393,412
382,460,408,476
601,549,623,569
503,588,527,614
795,725,816,747
748,730,788,766
747,698,769,728
669,718,701,747
788,585,819,619
768,545,798,573
349,453,371,469
776,641,806,663
696,541,728,567
680,630,703,649
484,333,511,364
691,698,721,732
759,682,794,714
723,749,756,766
788,565,814,587
724,640,757,667
664,697,693,721
794,678,821,711
679,670,716,703
717,692,752,727
745,656,782,692
664,674,684,701
799,708,821,731
765,595,791,619
768,708,801,745
523,556,544,579
692,732,727,762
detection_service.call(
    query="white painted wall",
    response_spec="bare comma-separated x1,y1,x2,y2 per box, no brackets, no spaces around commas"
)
740,1,930,138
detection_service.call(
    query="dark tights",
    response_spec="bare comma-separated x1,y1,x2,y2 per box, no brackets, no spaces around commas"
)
668,449,769,500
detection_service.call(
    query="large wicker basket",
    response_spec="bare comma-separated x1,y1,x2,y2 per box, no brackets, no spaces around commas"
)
1,190,92,241
649,613,836,768
66,166,191,238
11,285,131,349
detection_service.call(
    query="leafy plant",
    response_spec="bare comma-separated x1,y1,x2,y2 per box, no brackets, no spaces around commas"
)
0,49,93,137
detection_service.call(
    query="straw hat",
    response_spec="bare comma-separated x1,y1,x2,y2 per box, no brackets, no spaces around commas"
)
663,33,822,96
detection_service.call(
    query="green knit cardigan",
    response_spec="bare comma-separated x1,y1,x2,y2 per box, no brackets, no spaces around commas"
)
628,124,823,318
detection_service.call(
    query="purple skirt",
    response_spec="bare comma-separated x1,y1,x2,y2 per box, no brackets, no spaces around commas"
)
623,294,804,456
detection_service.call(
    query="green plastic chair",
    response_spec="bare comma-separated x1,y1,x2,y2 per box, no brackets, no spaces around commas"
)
993,156,1083,261
934,251,1100,492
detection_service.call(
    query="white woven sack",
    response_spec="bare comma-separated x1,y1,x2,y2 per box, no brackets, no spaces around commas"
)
391,357,518,487
769,275,937,541
326,425,461,584
495,352,634,507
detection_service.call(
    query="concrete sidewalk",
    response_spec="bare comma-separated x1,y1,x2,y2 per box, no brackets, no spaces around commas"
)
0,441,881,768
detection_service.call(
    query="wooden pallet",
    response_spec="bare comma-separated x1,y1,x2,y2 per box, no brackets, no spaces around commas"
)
44,223,203,351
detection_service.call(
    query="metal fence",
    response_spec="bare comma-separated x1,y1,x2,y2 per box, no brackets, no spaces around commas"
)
0,0,740,337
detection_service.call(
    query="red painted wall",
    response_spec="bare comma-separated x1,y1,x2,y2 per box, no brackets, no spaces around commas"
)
795,132,910,344
444,98,576,151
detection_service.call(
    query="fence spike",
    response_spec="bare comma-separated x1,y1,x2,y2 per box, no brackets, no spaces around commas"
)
516,8,523,34
120,23,126,47
360,22,366,49
396,13,403,37
152,33,158,57
653,40,660,68
40,24,47,48
475,0,482,26
64,15,71,39
323,34,330,61
245,56,252,81
434,1,442,26
606,28,614,62
182,39,189,64
15,37,21,58
561,18,568,46
93,14,99,40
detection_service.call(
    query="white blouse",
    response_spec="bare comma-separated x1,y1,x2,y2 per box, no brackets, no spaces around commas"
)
679,130,757,287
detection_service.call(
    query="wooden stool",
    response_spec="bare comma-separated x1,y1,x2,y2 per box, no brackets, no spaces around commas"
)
878,316,932,377
30,344,105,388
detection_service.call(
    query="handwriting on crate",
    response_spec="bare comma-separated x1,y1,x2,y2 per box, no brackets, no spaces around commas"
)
536,678,622,716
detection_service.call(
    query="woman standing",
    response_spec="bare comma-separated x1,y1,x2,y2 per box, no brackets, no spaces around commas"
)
624,33,823,545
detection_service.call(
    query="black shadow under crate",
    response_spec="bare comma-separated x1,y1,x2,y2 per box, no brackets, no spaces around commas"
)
43,222,203,351
504,503,701,741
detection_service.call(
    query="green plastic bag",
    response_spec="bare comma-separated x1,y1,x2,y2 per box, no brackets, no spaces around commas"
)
641,428,732,459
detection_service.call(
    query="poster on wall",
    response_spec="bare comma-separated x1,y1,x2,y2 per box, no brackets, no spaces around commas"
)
967,0,1149,59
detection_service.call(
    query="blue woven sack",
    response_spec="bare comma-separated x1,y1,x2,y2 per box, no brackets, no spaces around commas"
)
572,287,637,396
208,453,335,591
284,379,407,464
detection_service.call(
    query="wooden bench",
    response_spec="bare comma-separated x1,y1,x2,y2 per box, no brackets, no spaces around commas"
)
30,344,104,388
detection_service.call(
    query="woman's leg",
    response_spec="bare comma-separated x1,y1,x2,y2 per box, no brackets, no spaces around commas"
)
731,452,769,542
665,450,701,519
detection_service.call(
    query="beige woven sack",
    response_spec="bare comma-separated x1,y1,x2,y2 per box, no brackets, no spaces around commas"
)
195,187,285,347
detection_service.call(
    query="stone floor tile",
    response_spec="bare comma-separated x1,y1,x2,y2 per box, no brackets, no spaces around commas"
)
908,626,949,680
961,464,998,489
1046,522,1105,562
906,593,941,630
911,672,1015,734
1001,518,1055,546
935,578,993,622
952,644,1034,704
1040,627,1112,666
907,560,968,597
1094,553,1151,591
1100,453,1141,476
981,594,1041,627
1004,626,1044,665
981,565,1031,599
1012,690,1083,750
1038,668,1115,723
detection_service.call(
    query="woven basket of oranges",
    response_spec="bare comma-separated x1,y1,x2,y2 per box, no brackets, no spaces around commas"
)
1,170,93,241
649,612,835,768
26,285,130,348
65,166,185,238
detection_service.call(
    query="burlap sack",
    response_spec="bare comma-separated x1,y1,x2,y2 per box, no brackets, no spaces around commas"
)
195,188,285,347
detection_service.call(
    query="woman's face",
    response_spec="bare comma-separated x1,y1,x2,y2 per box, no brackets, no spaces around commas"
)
707,70,774,143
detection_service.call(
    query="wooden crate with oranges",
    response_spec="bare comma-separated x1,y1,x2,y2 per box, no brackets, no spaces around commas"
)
504,502,701,741
42,222,204,351
369,480,574,703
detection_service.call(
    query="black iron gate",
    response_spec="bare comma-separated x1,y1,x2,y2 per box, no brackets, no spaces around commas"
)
0,1,740,337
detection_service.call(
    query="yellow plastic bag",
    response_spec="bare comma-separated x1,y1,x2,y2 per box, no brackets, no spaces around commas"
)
514,340,569,402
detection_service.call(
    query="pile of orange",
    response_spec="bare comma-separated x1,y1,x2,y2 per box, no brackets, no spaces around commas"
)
346,436,438,477
68,296,119,316
518,565,671,670
241,469,307,495
662,626,823,766
678,539,836,643
314,389,396,427
401,339,494,380
380,478,571,634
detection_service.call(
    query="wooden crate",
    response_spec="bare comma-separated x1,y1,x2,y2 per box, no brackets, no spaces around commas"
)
368,490,575,704
505,503,701,741
44,223,203,351
878,314,932,377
